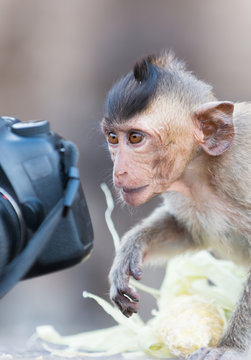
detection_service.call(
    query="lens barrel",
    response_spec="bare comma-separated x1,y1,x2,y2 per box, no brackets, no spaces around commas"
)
0,193,23,276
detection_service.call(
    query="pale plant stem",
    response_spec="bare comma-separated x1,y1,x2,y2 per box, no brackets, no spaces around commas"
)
100,182,120,252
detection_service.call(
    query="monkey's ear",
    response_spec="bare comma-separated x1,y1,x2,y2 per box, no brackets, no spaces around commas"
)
193,101,235,156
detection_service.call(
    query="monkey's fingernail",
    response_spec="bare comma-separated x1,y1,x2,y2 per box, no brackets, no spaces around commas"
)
123,293,138,303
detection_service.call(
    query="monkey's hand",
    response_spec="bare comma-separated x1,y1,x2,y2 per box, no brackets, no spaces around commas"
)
109,238,143,317
188,347,245,360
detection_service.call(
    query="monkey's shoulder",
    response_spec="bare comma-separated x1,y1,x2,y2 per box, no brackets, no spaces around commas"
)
161,190,251,264
162,189,229,233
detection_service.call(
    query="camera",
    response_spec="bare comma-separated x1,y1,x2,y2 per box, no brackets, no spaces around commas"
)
0,116,93,297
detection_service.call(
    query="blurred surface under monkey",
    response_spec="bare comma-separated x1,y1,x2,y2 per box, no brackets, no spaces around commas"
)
101,52,251,359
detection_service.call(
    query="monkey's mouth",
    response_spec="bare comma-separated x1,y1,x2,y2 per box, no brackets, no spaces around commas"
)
119,184,150,206
121,185,149,194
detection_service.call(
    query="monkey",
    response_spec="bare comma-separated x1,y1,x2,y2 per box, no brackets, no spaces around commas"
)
101,52,251,360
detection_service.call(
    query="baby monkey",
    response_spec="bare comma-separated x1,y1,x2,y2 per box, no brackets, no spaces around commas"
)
101,52,251,360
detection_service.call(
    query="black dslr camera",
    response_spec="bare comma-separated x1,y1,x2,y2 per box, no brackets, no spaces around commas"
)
0,116,93,297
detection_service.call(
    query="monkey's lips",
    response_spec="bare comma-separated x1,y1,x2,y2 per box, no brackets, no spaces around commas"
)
120,185,150,205
121,185,149,194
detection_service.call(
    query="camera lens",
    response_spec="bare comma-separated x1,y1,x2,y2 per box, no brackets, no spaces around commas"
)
0,189,25,275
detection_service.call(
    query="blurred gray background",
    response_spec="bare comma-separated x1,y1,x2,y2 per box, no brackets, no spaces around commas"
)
0,0,250,343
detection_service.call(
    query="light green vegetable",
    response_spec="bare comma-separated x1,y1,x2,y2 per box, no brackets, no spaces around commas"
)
158,251,245,315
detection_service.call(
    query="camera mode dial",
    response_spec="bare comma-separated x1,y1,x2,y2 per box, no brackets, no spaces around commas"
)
11,120,50,137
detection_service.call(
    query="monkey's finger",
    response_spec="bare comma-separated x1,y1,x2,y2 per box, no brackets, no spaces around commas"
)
113,293,139,317
116,290,139,307
122,304,138,318
116,303,134,318
121,286,140,303
122,309,134,318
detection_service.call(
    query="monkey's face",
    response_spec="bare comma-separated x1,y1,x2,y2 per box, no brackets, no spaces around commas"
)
103,107,195,206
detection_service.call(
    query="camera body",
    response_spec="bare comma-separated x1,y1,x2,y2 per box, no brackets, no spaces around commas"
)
0,116,93,295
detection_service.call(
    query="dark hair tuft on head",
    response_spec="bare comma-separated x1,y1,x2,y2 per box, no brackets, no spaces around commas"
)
105,58,159,122
133,59,150,83
133,55,158,83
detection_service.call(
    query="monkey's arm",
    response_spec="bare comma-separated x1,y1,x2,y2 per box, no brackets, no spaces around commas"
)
219,269,251,350
109,206,194,317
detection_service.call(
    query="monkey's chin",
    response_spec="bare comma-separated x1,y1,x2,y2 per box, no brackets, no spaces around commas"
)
121,185,150,206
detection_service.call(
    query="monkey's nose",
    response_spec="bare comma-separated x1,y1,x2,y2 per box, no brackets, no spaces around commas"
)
113,171,128,188
114,167,128,179
115,171,126,178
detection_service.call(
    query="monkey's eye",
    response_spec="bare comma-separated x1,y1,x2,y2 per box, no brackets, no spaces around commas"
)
129,131,143,144
108,132,118,145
